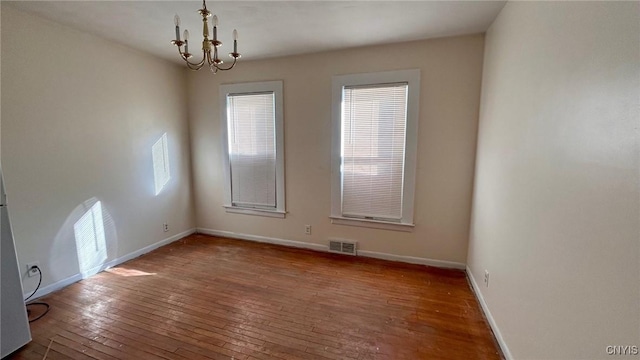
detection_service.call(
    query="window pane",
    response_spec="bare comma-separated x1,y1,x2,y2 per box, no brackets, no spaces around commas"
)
341,83,408,220
227,92,276,208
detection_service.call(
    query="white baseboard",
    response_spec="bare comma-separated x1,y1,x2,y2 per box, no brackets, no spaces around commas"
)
196,228,327,252
101,228,196,271
24,228,196,300
196,228,466,270
466,266,513,360
24,273,83,301
358,250,466,269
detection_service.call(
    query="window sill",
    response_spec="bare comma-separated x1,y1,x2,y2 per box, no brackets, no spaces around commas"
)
329,216,414,232
223,206,286,218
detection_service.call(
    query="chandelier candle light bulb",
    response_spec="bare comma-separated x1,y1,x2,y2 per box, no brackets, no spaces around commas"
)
174,14,181,41
213,15,218,41
170,0,240,73
183,29,189,54
233,29,238,53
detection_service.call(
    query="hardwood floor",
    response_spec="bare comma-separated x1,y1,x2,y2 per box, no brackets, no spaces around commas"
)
10,234,502,360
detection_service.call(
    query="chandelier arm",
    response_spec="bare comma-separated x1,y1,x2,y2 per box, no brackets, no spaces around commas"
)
184,58,205,70
180,49,207,68
186,61,205,71
206,50,213,65
178,46,204,69
211,57,238,72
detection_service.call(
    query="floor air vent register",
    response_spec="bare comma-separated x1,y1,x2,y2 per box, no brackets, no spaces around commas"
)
328,239,357,255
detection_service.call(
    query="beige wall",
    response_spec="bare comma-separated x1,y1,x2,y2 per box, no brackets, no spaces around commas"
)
1,5,195,293
0,4,2,163
189,35,484,264
468,2,640,359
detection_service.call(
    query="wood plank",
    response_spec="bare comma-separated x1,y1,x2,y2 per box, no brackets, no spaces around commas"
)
10,234,502,360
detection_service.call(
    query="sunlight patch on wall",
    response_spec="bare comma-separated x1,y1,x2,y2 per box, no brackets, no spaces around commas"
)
74,201,107,278
152,133,171,195
50,197,118,281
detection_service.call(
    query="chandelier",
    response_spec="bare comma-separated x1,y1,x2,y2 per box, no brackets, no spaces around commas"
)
171,0,240,73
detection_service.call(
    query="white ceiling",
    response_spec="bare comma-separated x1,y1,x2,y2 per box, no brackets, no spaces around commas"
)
6,1,506,65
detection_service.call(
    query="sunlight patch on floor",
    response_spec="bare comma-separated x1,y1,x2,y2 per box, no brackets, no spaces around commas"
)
106,267,156,277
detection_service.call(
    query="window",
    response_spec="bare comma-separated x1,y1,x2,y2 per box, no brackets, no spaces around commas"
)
331,70,420,231
220,81,285,217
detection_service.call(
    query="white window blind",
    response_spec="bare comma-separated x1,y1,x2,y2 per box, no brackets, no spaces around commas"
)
227,92,276,208
341,83,408,221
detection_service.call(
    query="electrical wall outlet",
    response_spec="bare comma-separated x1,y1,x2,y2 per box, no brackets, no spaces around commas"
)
26,262,40,278
163,223,169,232
304,225,312,235
484,270,490,287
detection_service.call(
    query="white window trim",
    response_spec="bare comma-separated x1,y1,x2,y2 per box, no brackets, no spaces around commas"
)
223,206,286,218
220,80,286,218
329,216,415,232
330,69,420,230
